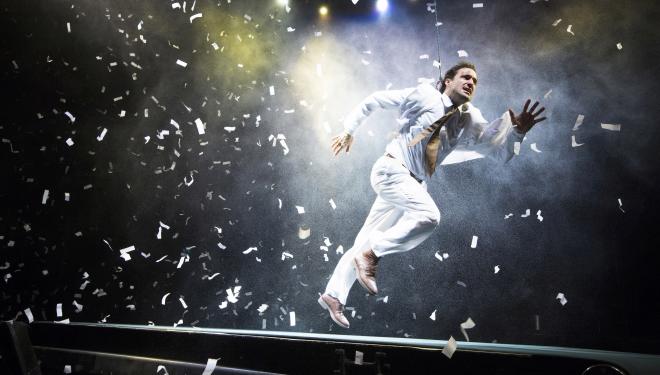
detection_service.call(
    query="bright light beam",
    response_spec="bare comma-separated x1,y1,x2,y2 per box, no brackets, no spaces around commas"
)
376,0,389,13
319,5,328,16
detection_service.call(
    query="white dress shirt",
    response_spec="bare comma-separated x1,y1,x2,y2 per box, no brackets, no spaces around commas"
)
343,82,525,181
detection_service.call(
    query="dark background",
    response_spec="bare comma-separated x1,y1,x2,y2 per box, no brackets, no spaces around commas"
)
1,0,659,354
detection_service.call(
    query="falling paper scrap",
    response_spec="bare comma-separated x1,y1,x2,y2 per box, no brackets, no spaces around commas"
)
457,50,468,57
470,235,478,248
430,309,437,321
556,292,568,306
530,143,542,153
442,336,457,359
537,210,544,222
571,135,584,147
521,209,531,218
460,317,476,342
618,198,625,213
601,123,621,132
572,114,585,131
201,358,219,375
298,226,311,239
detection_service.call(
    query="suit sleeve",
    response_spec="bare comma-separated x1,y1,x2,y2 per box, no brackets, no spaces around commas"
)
343,87,415,135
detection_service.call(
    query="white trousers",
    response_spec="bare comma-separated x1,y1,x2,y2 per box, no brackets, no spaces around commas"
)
324,155,441,305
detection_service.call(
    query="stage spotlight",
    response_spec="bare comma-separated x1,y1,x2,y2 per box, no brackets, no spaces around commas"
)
319,5,328,16
276,0,288,6
376,0,389,13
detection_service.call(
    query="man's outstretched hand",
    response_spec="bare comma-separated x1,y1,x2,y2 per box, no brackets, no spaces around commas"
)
331,132,354,156
508,99,547,134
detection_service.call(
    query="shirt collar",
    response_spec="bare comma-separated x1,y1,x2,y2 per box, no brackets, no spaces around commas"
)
440,92,454,109
441,92,472,113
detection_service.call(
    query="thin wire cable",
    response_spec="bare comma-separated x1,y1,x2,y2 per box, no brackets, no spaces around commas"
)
433,0,442,78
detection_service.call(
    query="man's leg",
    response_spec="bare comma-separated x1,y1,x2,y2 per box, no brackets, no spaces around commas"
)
324,195,403,305
354,157,440,293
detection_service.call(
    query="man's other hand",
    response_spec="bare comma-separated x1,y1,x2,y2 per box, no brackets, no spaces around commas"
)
508,99,546,134
331,132,354,156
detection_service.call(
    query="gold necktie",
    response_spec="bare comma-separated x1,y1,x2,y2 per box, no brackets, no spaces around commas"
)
408,106,459,176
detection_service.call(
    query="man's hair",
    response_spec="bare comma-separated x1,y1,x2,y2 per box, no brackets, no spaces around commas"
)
439,61,477,93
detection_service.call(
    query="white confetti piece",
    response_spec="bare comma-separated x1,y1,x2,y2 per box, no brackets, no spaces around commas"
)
243,247,258,254
442,336,457,359
601,123,621,132
473,3,484,8
329,198,337,210
536,210,543,222
494,265,500,274
161,292,170,305
355,351,364,365
219,301,228,309
504,213,513,219
287,27,295,32
543,89,552,99
460,317,476,342
530,143,542,153
65,138,74,146
618,198,625,213
156,365,169,375
72,300,83,313
361,58,370,65
295,206,305,214
207,273,220,280
433,60,441,68
195,118,205,135
457,50,468,57
419,54,429,60
190,13,202,23
513,141,521,155
521,209,531,218
289,311,296,326
470,235,478,248
297,227,310,239
430,309,437,321
56,303,63,317
201,358,219,375
571,135,584,147
269,86,275,96
24,308,34,323
119,245,135,261
567,24,574,35
257,304,269,313
64,192,70,201
556,292,568,306
42,189,50,205
552,19,562,27
176,59,188,67
572,114,585,131
66,22,71,33
434,251,443,262
179,297,188,309
616,42,623,50
64,111,76,123
64,365,72,374
336,245,344,254
97,128,108,141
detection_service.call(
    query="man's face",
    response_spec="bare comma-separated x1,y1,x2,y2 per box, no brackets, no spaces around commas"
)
443,67,478,105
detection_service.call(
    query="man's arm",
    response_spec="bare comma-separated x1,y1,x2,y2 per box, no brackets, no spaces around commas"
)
332,87,414,156
447,99,546,164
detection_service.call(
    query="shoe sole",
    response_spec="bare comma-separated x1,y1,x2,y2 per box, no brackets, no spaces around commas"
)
353,258,377,295
318,296,349,329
